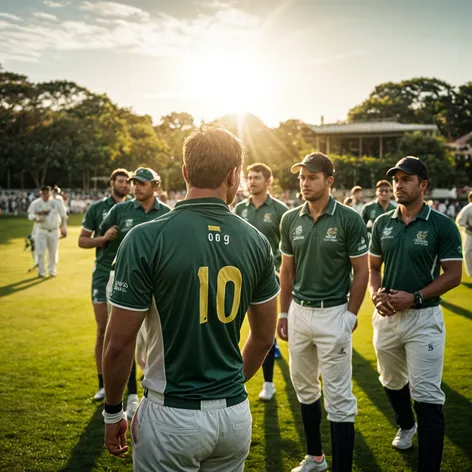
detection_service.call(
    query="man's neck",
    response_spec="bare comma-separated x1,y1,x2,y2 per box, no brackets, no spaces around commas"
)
377,199,391,211
186,187,228,203
307,192,330,220
399,198,424,223
110,192,126,204
138,196,156,214
250,191,268,208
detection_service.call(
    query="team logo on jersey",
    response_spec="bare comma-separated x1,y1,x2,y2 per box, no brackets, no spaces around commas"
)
102,210,108,219
263,213,272,223
293,225,304,240
241,209,248,219
370,210,377,220
324,227,338,242
357,237,367,252
125,218,134,229
381,227,394,240
414,231,428,246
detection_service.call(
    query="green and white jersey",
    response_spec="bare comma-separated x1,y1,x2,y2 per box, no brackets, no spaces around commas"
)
98,198,171,270
370,203,463,307
361,199,396,232
280,196,369,303
82,196,118,265
234,195,289,272
109,197,280,404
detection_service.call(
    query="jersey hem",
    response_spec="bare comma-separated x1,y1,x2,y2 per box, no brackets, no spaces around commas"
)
109,300,149,312
280,250,294,257
250,289,280,305
439,258,463,261
349,251,368,259
368,251,382,257
81,225,93,232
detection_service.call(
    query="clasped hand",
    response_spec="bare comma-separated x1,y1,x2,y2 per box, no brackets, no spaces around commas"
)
372,288,415,316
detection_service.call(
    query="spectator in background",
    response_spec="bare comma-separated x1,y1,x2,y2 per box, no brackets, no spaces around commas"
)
361,180,396,232
438,200,447,214
343,196,353,207
456,191,472,277
350,186,364,214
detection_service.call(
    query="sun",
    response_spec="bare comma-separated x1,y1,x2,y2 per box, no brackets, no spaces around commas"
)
185,50,273,117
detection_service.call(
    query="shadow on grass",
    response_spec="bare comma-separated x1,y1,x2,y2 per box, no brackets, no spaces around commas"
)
441,300,472,321
442,382,472,460
354,429,383,472
0,276,50,298
352,350,418,471
59,404,105,472
263,398,283,472
461,281,472,289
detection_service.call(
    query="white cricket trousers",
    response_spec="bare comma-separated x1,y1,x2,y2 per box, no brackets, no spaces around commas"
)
35,228,59,276
373,306,446,404
131,396,252,472
288,301,358,422
464,233,472,277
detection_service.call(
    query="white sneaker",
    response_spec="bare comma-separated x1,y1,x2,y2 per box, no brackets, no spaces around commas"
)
291,455,328,472
93,387,105,401
125,394,139,421
392,423,417,449
258,382,276,401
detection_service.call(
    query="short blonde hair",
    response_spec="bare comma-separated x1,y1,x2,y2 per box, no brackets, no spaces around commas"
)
183,127,244,189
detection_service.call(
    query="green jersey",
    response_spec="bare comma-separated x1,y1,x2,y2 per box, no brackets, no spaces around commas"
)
109,197,279,405
234,195,289,272
81,196,119,265
280,196,369,303
370,203,463,307
361,199,396,232
99,198,171,269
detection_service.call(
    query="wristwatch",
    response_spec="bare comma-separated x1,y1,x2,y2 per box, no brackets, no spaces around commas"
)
413,291,424,309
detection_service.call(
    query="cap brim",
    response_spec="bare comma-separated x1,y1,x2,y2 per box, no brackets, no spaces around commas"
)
386,165,416,177
290,163,326,174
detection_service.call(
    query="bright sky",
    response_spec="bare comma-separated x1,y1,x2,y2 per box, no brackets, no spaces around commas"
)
1,0,471,127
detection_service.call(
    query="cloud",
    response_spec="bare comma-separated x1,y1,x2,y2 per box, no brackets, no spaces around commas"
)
32,12,59,21
294,50,369,66
0,12,20,21
43,0,68,7
0,3,261,63
79,1,151,20
202,1,233,8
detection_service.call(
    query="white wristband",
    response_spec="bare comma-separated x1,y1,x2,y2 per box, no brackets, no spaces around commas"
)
102,409,126,424
278,312,288,320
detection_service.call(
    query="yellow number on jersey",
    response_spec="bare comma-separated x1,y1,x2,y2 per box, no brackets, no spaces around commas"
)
198,266,242,324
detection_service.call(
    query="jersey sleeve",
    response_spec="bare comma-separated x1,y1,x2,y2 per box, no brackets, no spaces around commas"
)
438,219,463,262
82,204,97,232
251,237,280,305
108,227,153,311
99,206,117,234
279,212,293,256
369,218,383,257
347,213,369,258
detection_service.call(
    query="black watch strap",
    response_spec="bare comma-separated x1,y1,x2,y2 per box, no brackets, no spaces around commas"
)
413,291,424,308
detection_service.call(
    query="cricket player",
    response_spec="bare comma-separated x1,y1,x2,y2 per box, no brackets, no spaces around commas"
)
102,127,279,472
361,180,396,232
278,153,369,472
28,185,67,277
456,191,472,276
100,166,171,420
350,185,364,214
235,162,288,401
369,156,463,472
78,169,131,402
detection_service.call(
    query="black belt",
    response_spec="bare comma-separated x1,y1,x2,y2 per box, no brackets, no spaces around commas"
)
293,296,347,308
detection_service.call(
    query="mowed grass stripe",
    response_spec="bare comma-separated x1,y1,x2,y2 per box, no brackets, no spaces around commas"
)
0,215,471,472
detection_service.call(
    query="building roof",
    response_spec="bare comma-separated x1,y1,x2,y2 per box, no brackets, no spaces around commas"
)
310,121,438,135
449,131,472,148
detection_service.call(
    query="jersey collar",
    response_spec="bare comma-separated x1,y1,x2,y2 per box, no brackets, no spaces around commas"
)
391,202,431,221
175,197,230,211
299,195,337,218
246,194,273,207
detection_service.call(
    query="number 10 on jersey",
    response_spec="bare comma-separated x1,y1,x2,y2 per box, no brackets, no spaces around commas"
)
198,266,242,324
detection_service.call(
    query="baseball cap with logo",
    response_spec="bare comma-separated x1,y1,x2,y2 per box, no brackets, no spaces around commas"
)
129,167,160,183
291,152,334,176
386,156,429,180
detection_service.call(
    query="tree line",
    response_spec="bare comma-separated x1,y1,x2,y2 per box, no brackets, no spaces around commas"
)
0,68,470,191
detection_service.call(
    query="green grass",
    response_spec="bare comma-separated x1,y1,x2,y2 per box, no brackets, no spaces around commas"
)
1,215,471,472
